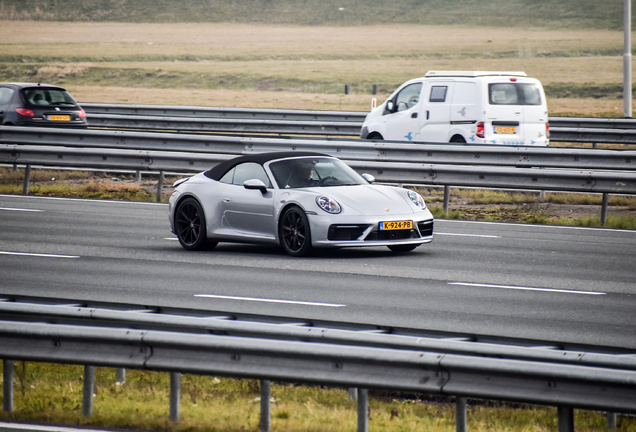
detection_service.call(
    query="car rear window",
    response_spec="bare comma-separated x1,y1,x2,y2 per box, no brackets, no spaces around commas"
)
489,83,542,106
21,88,77,107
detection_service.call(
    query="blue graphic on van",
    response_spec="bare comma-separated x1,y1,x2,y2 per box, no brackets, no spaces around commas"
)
404,132,413,141
469,135,476,142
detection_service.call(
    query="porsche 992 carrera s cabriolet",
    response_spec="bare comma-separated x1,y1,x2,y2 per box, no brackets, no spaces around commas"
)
169,152,434,256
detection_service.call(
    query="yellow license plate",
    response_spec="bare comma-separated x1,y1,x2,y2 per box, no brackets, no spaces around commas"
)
380,220,413,230
48,115,70,121
494,126,516,134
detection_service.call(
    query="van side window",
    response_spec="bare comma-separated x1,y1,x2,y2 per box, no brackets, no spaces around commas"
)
429,86,448,102
394,83,422,112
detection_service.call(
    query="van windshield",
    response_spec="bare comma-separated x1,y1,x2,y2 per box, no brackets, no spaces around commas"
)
488,83,541,106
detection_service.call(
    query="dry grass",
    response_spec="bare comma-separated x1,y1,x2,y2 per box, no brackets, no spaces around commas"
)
0,21,633,115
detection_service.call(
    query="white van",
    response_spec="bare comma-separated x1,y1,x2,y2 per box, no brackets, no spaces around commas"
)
360,71,549,146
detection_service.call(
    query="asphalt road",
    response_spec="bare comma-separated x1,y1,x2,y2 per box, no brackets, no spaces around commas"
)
1,194,635,349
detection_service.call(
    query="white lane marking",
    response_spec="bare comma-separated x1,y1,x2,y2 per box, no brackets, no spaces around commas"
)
0,251,80,259
0,194,165,206
437,219,634,234
0,207,43,212
164,237,179,241
435,233,501,238
195,294,345,307
449,282,605,295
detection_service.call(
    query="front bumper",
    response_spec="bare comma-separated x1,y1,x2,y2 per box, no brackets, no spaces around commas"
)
308,211,434,248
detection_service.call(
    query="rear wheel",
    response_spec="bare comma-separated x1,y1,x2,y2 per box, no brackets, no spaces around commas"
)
450,135,466,143
367,132,383,140
279,206,312,257
175,198,217,251
387,244,419,253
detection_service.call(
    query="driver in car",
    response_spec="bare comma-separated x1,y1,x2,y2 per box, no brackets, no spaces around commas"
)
286,160,317,188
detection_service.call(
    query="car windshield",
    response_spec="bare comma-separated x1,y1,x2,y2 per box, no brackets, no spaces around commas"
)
269,157,368,189
22,88,77,107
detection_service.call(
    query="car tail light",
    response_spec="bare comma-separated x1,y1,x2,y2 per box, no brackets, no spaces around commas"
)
476,121,485,138
15,108,35,117
510,78,517,82
546,122,550,138
79,108,86,118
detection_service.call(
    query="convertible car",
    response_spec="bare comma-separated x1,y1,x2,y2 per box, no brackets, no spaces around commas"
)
168,152,434,256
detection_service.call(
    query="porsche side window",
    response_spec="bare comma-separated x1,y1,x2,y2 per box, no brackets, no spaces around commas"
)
219,167,235,184
232,162,271,187
394,83,422,112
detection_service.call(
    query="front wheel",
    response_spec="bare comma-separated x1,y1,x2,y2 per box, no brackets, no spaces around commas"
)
387,244,419,253
279,206,312,257
175,198,217,251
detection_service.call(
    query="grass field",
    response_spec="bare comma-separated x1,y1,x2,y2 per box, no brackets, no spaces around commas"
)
0,21,633,115
1,362,635,432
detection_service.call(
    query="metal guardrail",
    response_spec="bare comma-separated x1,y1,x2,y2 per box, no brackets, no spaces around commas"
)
81,103,366,122
81,102,636,144
1,296,635,432
1,127,635,197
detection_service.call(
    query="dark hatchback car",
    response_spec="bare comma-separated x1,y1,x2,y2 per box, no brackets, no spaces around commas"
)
0,82,87,128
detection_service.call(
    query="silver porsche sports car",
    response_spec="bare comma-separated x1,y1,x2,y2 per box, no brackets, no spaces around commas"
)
168,152,434,256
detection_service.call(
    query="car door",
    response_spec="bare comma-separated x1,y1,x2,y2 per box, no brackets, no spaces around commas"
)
383,82,423,141
221,162,276,238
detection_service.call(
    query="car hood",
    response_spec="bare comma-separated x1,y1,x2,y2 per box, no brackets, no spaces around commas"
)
303,184,415,216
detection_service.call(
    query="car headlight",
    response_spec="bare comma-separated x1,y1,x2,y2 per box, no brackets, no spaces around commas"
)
316,196,342,214
407,190,426,209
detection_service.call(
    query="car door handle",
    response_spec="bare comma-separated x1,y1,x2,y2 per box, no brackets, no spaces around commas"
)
222,198,232,203
426,110,430,120
411,112,418,118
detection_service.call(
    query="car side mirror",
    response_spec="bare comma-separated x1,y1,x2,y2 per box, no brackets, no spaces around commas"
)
243,179,268,194
385,100,395,113
361,173,375,184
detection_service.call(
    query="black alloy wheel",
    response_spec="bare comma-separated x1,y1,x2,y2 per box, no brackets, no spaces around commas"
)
279,206,312,257
175,198,216,251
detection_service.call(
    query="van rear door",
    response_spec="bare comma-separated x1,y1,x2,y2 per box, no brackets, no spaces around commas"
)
486,80,548,146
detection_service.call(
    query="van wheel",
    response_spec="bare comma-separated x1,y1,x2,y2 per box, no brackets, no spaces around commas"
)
367,132,383,140
450,135,466,143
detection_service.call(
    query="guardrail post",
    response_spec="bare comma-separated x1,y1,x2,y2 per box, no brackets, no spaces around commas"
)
557,406,574,432
135,170,142,182
82,365,95,417
116,368,125,384
607,412,617,429
259,380,271,432
443,185,450,214
456,397,467,432
3,360,14,412
156,171,165,202
601,193,609,226
348,387,358,400
22,165,32,196
169,372,181,421
357,388,368,432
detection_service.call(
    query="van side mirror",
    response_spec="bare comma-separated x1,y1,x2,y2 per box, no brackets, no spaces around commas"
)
243,179,268,194
385,100,395,113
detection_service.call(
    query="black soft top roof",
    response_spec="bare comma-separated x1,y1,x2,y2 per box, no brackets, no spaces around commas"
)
204,151,330,181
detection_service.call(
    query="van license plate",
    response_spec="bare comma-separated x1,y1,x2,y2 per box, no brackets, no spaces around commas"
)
494,126,516,134
380,220,413,230
48,115,70,121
